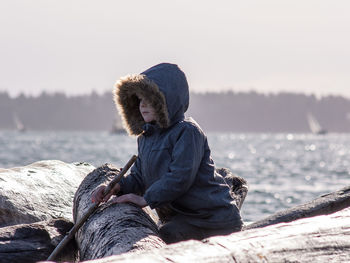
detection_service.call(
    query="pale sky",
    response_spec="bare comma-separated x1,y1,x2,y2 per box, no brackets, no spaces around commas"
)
1,0,349,98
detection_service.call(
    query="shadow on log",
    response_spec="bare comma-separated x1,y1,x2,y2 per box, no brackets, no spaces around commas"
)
0,218,77,263
244,185,350,230
73,164,165,261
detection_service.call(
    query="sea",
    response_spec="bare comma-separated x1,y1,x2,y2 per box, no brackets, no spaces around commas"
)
0,131,349,223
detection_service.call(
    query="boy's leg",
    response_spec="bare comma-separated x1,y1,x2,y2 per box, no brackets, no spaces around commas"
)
159,217,204,244
159,216,239,244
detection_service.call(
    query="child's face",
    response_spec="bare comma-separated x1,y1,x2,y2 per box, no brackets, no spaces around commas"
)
139,98,157,123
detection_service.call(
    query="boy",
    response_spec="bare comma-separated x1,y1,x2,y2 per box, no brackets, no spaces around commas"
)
92,63,242,243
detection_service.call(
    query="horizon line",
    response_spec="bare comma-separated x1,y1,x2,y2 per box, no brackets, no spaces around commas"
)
1,89,349,100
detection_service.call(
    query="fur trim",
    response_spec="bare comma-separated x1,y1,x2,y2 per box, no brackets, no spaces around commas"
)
114,74,169,136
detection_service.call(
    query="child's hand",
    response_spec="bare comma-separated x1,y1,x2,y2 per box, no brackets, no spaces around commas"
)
111,193,147,208
91,183,121,203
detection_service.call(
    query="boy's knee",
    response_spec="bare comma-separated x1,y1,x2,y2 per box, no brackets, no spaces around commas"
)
159,223,181,244
159,219,206,244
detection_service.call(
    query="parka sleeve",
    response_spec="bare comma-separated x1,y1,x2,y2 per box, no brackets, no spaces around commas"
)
119,155,145,195
143,125,205,209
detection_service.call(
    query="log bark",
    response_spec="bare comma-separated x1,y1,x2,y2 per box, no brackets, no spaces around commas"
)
0,218,76,263
0,160,94,227
244,185,350,230
73,164,165,261
73,207,350,263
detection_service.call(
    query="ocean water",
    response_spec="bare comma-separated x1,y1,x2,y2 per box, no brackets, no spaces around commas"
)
0,131,349,223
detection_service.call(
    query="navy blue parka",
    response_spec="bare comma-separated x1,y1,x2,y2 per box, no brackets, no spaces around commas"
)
114,63,242,229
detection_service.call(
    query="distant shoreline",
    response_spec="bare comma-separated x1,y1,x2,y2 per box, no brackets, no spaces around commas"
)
1,91,349,133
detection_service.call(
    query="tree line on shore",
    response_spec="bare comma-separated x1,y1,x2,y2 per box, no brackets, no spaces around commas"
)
1,90,349,132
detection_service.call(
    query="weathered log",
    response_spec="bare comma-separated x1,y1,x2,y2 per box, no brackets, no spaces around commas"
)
70,207,350,263
0,160,94,227
244,185,350,230
73,164,165,261
0,218,76,263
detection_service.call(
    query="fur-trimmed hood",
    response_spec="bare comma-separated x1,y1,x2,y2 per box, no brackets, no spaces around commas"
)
114,63,189,136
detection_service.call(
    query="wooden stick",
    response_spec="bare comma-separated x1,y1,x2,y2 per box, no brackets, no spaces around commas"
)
47,155,138,261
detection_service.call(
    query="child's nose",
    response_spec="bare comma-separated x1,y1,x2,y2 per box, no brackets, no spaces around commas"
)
140,100,147,107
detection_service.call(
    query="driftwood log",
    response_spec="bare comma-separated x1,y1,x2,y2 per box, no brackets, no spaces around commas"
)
73,207,350,263
0,218,76,263
244,185,350,230
0,160,94,227
3,159,347,263
73,164,165,261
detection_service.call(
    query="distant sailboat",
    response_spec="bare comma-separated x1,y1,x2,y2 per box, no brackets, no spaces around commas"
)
13,113,26,132
307,113,327,135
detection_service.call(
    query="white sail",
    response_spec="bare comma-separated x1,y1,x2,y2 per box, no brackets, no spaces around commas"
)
307,113,326,134
13,113,26,132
